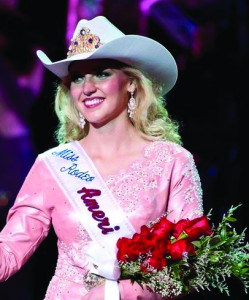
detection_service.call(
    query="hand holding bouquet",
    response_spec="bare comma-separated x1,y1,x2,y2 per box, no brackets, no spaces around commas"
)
117,205,249,298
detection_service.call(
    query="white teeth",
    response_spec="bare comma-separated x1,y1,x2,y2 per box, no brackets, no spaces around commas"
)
84,98,104,105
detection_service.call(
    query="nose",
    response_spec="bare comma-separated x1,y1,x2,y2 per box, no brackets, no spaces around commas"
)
82,76,97,96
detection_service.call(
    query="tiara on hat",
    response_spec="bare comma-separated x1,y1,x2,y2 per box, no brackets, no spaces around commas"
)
67,27,103,58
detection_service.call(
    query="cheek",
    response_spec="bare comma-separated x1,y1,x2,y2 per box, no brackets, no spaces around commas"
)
102,81,120,94
104,79,129,100
69,87,81,103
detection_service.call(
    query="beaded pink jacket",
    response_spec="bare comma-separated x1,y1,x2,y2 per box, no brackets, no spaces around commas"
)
0,140,203,299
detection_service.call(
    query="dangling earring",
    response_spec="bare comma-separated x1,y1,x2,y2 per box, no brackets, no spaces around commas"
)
128,91,137,119
78,112,85,129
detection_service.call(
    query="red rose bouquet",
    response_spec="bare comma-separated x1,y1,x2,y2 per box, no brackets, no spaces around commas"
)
117,204,249,298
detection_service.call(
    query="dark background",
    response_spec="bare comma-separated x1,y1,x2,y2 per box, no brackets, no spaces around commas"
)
0,0,248,299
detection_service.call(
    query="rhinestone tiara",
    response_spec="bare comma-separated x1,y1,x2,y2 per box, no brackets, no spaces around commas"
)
67,27,103,58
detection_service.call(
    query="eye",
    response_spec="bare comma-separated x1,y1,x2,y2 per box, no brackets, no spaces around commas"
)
71,74,85,84
95,70,112,79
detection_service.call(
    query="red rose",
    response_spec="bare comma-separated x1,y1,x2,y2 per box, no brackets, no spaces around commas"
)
117,237,133,262
140,225,151,236
117,231,155,262
140,234,171,272
172,219,190,238
141,255,167,272
116,238,137,262
135,234,154,254
151,217,175,240
173,216,212,241
167,239,196,260
151,238,170,257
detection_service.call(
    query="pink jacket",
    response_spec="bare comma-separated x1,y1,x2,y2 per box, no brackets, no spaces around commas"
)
0,140,203,299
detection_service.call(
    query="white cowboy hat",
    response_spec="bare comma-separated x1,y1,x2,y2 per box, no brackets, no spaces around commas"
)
37,16,178,94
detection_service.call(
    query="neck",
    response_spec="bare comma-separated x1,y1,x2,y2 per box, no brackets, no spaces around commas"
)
81,119,145,155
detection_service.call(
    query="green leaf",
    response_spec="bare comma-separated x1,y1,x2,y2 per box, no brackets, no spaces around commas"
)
241,268,249,274
209,255,220,263
192,241,201,248
209,240,227,249
226,217,237,222
220,228,227,239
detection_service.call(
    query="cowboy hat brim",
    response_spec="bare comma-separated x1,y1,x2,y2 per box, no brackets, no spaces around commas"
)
37,35,178,94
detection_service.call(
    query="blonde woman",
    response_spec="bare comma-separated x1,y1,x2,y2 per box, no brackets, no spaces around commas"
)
0,16,203,299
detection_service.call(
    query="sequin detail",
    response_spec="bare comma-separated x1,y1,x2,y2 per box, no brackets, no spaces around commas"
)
106,140,203,217
67,27,103,57
181,152,203,218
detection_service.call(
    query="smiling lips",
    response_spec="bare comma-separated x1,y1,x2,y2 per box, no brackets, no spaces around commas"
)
84,98,104,108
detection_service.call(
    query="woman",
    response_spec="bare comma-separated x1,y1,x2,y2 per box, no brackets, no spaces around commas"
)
0,16,203,299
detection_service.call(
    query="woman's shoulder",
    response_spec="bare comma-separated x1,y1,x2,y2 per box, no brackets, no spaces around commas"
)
145,140,192,158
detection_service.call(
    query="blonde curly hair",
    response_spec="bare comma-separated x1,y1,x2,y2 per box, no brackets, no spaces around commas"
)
53,66,182,145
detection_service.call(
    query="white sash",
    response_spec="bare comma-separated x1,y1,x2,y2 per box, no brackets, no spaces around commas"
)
41,141,136,299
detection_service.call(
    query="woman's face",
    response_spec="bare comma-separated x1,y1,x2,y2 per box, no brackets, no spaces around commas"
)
68,59,133,127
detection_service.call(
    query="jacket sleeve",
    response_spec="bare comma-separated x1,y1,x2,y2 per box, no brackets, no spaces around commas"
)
0,157,51,281
166,149,204,223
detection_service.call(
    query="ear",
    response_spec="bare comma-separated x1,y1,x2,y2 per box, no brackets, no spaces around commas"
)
127,80,136,93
